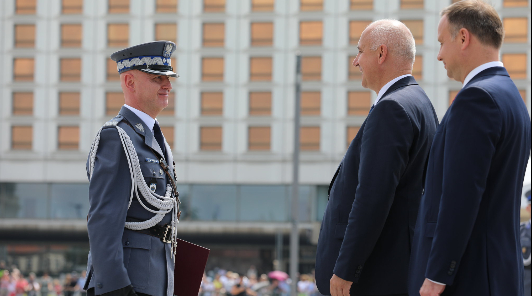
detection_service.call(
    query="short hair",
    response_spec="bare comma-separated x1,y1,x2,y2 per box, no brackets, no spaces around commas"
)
365,20,416,64
441,0,504,49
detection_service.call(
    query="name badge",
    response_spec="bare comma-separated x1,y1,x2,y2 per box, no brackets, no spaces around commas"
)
145,158,159,163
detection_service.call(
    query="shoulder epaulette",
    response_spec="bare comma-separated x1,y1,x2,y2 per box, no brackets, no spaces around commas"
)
103,115,124,127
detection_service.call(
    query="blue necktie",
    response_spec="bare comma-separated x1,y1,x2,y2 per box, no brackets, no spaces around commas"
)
153,122,166,159
368,104,375,115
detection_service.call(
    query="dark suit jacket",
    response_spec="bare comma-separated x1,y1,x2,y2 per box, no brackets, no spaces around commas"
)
315,76,439,295
84,106,175,296
408,67,531,296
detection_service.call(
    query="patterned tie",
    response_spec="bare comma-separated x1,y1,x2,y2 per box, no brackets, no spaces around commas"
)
153,122,167,159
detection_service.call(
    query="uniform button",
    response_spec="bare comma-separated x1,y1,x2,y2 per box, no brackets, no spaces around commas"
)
125,241,130,246
448,271,453,275
97,283,103,289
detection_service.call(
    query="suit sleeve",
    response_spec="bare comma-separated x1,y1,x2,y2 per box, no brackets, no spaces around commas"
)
87,127,132,294
425,87,501,285
333,100,413,282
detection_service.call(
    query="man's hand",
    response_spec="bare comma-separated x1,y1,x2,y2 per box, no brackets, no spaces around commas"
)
330,274,352,296
419,278,445,296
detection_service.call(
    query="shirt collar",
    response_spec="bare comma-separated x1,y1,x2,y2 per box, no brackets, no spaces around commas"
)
462,61,504,88
123,104,156,134
374,74,412,106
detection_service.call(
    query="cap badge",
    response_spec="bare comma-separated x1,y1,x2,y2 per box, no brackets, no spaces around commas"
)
135,123,144,133
163,43,173,58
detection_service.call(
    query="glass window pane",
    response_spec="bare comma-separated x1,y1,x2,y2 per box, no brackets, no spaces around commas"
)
161,126,174,148
200,127,222,151
301,56,321,81
502,54,527,79
189,185,237,221
107,58,120,81
50,183,89,219
201,92,224,116
203,23,224,47
0,183,48,219
156,0,178,13
300,21,323,46
15,25,35,48
300,0,322,11
106,92,124,116
449,90,459,107
301,92,320,115
156,23,177,44
252,0,274,11
315,185,328,221
504,18,528,43
108,24,129,48
61,24,83,47
348,91,371,115
349,21,370,45
413,55,423,81
109,0,129,13
350,0,373,10
60,58,82,82
402,20,423,45
202,58,224,81
204,0,225,12
346,126,360,148
12,126,32,150
503,0,529,7
62,0,83,14
159,92,175,116
250,57,272,81
59,92,80,116
239,185,287,221
58,126,79,150
348,55,361,80
300,126,320,151
16,0,36,14
248,127,271,151
401,0,423,9
249,92,272,116
251,22,273,47
13,58,34,82
296,185,314,222
12,92,33,115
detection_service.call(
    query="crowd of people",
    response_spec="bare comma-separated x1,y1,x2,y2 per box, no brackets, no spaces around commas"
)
0,268,87,296
199,267,322,296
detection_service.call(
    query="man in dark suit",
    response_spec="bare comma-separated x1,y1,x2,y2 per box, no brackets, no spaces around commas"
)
315,20,439,296
408,1,531,295
84,41,180,296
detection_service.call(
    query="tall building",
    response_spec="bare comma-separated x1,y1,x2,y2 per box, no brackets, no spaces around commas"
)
0,0,530,275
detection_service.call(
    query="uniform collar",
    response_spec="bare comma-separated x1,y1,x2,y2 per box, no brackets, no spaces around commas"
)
374,74,413,106
463,61,504,88
123,104,156,134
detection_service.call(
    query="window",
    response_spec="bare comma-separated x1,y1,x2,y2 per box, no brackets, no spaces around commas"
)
12,92,33,115
62,0,83,14
349,21,371,45
249,127,271,151
12,126,32,150
60,58,82,82
252,0,274,11
108,0,129,13
202,58,224,81
155,23,177,44
249,92,272,116
347,91,371,115
301,0,322,11
449,90,459,106
301,56,321,81
161,126,174,148
413,55,423,81
203,23,224,47
346,126,360,148
250,57,273,81
107,58,120,81
15,25,35,48
401,0,423,9
59,92,80,115
159,92,175,116
204,0,225,12
13,58,34,82
108,24,129,48
300,21,323,46
201,92,224,115
61,24,82,47
348,55,361,80
251,22,273,46
16,0,36,14
350,0,373,10
300,127,320,151
156,0,178,13
402,20,423,45
519,90,527,103
106,92,124,116
502,54,527,79
200,127,222,151
503,0,528,7
301,92,320,115
503,18,528,43
58,126,79,150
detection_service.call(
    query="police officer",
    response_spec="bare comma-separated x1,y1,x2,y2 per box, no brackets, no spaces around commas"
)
522,190,531,295
83,41,180,296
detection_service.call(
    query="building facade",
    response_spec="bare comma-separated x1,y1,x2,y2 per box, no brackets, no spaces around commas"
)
0,0,530,275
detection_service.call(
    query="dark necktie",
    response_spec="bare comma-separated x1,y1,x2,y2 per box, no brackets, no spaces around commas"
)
153,122,167,160
368,104,375,115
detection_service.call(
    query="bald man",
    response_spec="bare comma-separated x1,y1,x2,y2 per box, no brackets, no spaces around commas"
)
315,20,439,296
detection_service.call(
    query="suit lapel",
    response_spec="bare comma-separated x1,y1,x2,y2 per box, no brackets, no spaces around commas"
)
118,106,166,159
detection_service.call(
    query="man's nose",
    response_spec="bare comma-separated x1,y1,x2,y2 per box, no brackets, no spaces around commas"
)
352,56,359,67
162,77,172,90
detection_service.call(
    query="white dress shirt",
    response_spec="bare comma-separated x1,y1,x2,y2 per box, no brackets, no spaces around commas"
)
426,61,504,288
123,104,156,135
374,74,413,106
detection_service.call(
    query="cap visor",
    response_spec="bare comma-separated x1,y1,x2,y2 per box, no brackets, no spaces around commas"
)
140,68,179,78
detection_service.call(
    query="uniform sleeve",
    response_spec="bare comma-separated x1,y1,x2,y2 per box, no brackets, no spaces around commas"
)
87,127,132,294
425,87,501,285
333,100,413,282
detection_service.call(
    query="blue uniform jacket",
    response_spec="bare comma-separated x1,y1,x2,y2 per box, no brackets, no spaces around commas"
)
84,106,176,296
315,76,439,295
408,67,531,296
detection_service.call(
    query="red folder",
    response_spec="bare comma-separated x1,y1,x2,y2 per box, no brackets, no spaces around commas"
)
174,238,210,296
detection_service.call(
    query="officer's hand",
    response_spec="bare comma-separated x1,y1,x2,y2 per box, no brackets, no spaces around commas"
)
419,279,445,296
330,274,352,296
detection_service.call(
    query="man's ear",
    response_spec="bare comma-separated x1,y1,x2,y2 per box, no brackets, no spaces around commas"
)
377,44,388,65
459,28,470,51
123,72,135,92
